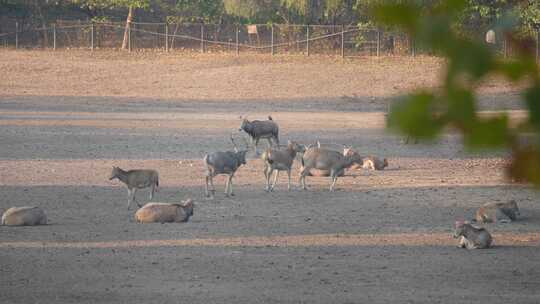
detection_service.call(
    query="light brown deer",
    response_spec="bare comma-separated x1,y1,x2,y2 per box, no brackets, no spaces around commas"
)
261,140,305,191
299,147,363,191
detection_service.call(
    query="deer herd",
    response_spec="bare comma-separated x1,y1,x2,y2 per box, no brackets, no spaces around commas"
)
1,115,523,250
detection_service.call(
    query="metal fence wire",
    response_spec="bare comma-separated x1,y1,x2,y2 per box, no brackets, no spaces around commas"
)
1,20,539,60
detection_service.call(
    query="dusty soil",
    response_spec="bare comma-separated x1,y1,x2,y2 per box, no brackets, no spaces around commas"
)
1,50,539,303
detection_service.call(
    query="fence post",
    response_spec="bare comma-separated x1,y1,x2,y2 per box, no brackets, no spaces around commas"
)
128,21,132,52
236,26,239,56
15,21,18,49
90,22,94,51
376,29,380,57
53,23,56,50
271,24,275,56
200,24,204,53
165,22,168,52
306,25,310,56
341,25,345,58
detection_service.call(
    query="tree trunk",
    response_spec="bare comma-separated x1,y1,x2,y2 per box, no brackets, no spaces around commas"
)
121,6,135,50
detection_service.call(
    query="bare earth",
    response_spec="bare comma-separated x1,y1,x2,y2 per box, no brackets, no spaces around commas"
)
0,50,539,303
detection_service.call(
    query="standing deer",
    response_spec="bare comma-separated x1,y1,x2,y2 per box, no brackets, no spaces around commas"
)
239,115,279,155
299,146,363,191
261,140,305,191
204,134,248,198
109,167,159,210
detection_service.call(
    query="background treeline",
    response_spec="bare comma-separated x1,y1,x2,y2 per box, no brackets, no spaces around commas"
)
1,0,539,36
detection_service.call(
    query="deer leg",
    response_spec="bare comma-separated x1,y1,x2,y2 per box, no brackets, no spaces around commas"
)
265,167,272,192
209,175,216,194
270,170,279,191
329,170,338,191
132,188,141,207
229,175,235,196
224,175,235,197
266,138,273,148
126,188,132,210
224,175,231,197
223,178,228,197
254,138,260,155
205,176,211,197
287,169,292,191
150,184,155,200
299,167,309,190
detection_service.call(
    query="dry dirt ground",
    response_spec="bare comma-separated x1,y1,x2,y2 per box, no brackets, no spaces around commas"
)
1,50,539,303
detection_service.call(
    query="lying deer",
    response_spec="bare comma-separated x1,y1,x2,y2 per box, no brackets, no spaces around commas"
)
453,221,492,249
475,200,520,223
261,140,305,191
204,134,248,198
2,206,47,226
299,146,363,191
361,156,389,171
135,199,194,223
109,167,159,210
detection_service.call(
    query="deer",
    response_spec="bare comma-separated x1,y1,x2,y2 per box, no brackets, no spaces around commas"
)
453,221,493,249
475,200,520,223
239,115,279,155
135,199,194,223
361,156,389,171
109,167,159,210
204,134,248,198
1,206,47,226
299,146,363,191
261,140,305,192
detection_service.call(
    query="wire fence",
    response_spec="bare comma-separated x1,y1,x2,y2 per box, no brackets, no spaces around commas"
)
1,20,539,60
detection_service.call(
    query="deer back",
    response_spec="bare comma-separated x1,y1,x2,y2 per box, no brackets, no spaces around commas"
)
302,147,345,170
206,151,245,174
241,119,278,138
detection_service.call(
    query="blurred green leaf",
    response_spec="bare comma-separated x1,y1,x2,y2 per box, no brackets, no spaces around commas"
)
508,145,540,186
372,3,420,33
525,85,540,130
496,60,536,82
445,87,476,128
463,116,509,149
388,92,443,139
446,39,494,82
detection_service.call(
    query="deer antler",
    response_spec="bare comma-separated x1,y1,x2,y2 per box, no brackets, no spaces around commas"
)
230,132,239,152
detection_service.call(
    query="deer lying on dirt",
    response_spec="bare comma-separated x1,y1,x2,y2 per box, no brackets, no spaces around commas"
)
261,140,305,191
361,156,389,171
299,146,363,191
109,167,159,210
453,221,492,249
1,206,47,226
204,134,248,198
135,199,194,223
475,200,520,223
239,115,279,155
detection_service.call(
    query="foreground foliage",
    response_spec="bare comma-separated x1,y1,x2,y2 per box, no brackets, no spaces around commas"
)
375,0,540,186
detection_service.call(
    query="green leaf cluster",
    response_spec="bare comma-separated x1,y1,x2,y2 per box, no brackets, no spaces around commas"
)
376,0,540,186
